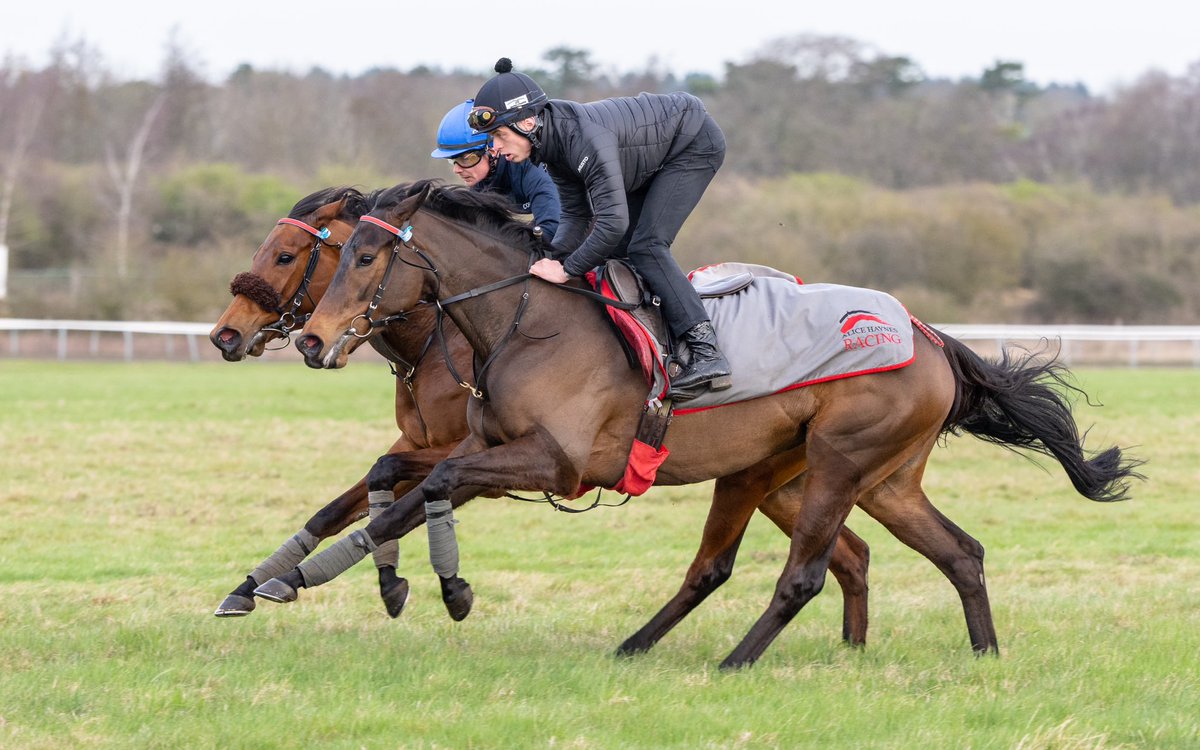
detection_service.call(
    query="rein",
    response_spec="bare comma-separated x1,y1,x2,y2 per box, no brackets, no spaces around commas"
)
347,213,642,401
260,218,343,345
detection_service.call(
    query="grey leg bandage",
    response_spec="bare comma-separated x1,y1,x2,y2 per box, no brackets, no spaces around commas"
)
250,528,320,586
425,499,460,578
368,490,399,570
296,529,377,587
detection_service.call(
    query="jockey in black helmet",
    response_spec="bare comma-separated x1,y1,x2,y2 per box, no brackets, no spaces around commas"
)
469,58,732,400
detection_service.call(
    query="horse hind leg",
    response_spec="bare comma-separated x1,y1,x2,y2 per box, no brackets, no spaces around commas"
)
615,470,763,657
858,468,999,655
720,436,869,670
758,474,871,647
616,455,870,656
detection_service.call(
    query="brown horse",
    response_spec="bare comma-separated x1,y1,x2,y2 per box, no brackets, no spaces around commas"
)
257,180,1139,669
208,187,467,618
208,186,873,644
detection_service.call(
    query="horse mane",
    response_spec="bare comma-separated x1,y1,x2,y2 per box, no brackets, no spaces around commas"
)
372,179,542,253
288,186,376,221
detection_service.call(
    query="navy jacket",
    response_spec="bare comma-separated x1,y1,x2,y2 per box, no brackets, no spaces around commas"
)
533,92,712,276
477,156,561,241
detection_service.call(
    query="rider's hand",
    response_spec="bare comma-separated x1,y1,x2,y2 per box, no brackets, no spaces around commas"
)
529,258,569,284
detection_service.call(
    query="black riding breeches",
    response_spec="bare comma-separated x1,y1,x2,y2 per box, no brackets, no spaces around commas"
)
619,115,726,340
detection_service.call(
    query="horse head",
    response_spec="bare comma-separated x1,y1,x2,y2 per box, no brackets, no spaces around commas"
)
297,181,438,369
209,187,368,361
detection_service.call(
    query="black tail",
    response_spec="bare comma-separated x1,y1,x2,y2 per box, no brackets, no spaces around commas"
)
937,331,1144,502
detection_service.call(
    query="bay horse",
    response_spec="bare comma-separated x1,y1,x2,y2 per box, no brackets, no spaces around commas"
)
256,180,1139,668
208,185,874,644
208,187,466,618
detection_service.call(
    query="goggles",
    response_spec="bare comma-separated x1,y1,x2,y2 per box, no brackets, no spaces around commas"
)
467,106,500,132
449,149,486,169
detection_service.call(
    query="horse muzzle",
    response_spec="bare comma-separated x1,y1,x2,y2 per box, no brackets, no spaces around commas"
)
296,332,354,369
210,327,247,361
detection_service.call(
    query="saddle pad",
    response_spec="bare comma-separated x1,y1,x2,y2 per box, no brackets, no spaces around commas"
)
675,280,915,413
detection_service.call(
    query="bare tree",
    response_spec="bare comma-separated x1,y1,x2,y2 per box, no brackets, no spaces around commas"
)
0,65,50,302
104,90,165,278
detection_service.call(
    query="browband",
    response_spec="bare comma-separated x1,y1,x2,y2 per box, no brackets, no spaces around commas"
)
277,217,331,240
360,215,414,242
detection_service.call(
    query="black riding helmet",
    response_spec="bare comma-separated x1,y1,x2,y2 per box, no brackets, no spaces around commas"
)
469,58,547,135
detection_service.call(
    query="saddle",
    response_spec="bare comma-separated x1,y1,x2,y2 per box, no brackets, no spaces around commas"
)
583,259,676,497
590,259,672,402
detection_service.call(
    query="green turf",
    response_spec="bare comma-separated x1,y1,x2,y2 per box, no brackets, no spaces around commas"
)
0,360,1196,749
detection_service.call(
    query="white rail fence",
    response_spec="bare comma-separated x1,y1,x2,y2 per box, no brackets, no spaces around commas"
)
3,318,1200,366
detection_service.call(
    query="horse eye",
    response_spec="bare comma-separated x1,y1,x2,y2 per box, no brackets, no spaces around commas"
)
277,253,295,265
357,255,375,267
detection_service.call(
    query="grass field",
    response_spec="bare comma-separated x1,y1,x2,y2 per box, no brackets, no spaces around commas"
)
0,360,1197,749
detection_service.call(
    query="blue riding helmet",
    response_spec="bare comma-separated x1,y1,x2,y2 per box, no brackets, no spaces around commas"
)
431,99,490,159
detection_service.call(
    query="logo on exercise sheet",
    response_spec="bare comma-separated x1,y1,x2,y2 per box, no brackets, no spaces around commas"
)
839,310,902,351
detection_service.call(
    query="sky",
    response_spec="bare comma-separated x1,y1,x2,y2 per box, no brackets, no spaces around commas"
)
2,1,1197,95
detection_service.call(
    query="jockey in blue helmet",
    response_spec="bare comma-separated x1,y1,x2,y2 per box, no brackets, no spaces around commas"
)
432,99,561,241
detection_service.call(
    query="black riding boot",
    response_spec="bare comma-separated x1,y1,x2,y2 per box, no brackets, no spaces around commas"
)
669,321,732,399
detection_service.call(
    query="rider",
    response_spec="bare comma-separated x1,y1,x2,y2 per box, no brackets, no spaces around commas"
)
468,58,731,399
432,99,560,241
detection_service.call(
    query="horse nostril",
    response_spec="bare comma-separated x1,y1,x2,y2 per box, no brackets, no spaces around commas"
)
298,334,322,355
213,328,241,352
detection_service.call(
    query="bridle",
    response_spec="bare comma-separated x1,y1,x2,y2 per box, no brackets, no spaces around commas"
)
350,213,535,401
259,217,344,346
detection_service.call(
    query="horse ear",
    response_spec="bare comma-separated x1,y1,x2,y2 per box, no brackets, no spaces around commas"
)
308,187,360,225
392,181,435,223
313,196,348,224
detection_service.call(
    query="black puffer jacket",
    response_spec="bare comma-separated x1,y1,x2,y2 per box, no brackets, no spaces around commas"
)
534,92,711,276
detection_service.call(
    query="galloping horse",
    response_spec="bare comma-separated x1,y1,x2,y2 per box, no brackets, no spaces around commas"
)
208,187,467,618
208,186,874,644
257,180,1138,669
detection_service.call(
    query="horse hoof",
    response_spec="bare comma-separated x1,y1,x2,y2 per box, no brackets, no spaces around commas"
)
382,577,411,619
213,593,256,617
253,578,298,604
442,578,474,622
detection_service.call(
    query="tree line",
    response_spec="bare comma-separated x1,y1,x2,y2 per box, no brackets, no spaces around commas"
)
2,35,1199,323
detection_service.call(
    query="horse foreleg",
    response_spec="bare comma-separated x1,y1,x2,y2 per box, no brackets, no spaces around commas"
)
615,471,762,657
365,444,457,617
757,477,871,647
214,478,367,617
216,440,454,618
408,431,580,621
255,433,576,620
858,470,998,655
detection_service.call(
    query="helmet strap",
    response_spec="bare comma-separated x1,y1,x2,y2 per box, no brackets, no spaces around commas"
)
509,113,543,150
